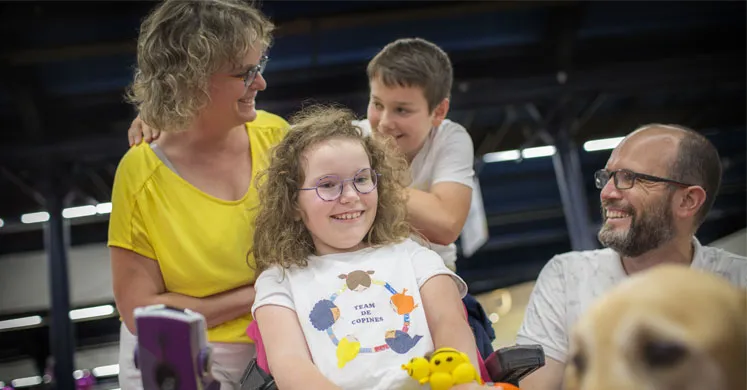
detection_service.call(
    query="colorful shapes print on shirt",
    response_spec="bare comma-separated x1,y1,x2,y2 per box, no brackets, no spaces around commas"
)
336,335,361,368
309,299,340,331
338,270,376,291
311,269,426,369
384,329,423,353
390,288,419,315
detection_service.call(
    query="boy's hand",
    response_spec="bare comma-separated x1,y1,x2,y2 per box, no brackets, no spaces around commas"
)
128,115,160,146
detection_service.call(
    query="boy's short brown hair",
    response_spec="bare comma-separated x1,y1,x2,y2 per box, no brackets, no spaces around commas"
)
366,38,453,112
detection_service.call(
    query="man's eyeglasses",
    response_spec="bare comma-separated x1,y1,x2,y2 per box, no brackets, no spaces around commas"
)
594,169,695,191
232,55,268,88
300,168,380,202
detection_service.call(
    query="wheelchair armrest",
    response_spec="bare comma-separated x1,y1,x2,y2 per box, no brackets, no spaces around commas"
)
239,359,277,390
484,344,546,386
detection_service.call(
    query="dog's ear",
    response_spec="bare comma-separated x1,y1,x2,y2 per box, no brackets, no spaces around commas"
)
737,289,747,389
564,331,587,390
736,287,747,345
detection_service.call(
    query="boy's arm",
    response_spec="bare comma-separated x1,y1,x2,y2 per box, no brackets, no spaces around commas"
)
255,305,342,390
421,274,480,372
406,184,472,245
406,122,475,246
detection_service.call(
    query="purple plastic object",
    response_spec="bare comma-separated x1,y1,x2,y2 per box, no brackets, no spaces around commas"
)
198,348,212,376
75,370,96,390
134,305,219,390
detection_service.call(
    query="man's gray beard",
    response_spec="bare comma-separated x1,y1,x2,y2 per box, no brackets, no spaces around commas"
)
597,194,676,257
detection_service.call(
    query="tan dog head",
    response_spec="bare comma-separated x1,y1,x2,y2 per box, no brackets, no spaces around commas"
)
564,264,746,390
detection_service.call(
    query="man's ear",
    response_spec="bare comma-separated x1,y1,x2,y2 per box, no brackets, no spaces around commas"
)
431,98,450,128
676,186,707,219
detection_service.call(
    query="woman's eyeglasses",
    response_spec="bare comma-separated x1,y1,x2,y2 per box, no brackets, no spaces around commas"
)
232,55,269,88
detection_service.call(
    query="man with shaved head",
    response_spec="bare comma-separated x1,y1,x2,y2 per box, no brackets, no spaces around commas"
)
515,124,747,390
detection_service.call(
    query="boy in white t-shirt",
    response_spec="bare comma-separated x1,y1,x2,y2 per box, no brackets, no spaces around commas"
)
356,38,495,361
249,105,487,390
356,38,475,271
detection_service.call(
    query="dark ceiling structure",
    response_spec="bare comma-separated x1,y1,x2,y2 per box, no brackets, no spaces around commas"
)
0,0,744,381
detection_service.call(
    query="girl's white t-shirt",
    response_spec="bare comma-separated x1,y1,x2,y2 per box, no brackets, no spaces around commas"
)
252,239,468,390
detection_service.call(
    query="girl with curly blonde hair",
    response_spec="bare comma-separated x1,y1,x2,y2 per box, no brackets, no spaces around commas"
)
250,105,482,390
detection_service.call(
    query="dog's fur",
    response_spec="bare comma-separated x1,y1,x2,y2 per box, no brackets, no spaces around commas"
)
564,265,746,390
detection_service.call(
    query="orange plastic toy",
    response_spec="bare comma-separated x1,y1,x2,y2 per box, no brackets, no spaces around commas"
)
490,383,520,390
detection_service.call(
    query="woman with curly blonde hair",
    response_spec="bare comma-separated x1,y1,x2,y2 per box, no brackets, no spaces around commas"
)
250,105,482,390
108,1,288,388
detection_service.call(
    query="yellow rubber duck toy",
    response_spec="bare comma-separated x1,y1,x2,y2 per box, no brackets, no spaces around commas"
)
401,356,431,384
403,347,482,390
